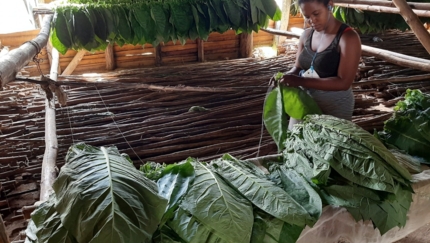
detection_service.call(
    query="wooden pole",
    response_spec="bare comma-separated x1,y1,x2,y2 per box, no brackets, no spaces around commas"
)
362,45,430,72
334,0,430,11
392,0,430,54
40,47,59,202
61,50,86,76
46,40,61,75
279,0,292,44
0,14,52,88
261,28,301,38
239,33,253,58
0,214,10,243
105,43,116,71
334,3,430,17
197,38,204,62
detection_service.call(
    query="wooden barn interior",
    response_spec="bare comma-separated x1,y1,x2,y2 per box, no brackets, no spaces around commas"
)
1,0,430,242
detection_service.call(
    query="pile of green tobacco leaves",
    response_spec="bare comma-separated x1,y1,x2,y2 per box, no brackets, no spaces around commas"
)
50,0,281,54
25,143,321,243
282,115,413,235
378,89,430,163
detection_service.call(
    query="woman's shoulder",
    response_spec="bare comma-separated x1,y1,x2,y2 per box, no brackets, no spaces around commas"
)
339,25,361,45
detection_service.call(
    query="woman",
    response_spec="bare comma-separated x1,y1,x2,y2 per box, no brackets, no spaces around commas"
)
279,0,362,130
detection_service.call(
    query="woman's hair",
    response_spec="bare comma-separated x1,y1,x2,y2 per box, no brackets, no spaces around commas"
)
298,0,330,6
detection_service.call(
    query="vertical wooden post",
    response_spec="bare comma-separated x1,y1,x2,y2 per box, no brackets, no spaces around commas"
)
155,44,162,66
40,47,59,202
278,0,292,45
197,38,204,62
105,43,116,71
46,40,61,75
0,214,9,243
239,33,253,58
392,0,430,54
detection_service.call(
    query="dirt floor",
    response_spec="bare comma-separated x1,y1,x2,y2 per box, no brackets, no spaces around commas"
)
395,223,430,243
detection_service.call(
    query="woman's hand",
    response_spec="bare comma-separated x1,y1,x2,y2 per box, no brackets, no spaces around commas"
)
279,74,301,87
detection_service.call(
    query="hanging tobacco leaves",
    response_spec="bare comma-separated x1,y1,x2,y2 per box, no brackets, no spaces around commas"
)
50,0,282,54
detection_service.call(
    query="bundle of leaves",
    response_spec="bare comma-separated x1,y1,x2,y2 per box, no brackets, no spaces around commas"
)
378,89,430,163
25,143,168,243
282,115,413,235
151,155,321,243
263,75,322,152
51,0,281,54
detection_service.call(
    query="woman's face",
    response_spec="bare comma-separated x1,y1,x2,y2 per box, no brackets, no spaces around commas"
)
300,1,331,32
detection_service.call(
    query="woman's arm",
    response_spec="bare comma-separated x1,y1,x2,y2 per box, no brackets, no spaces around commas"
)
284,29,310,75
280,29,362,91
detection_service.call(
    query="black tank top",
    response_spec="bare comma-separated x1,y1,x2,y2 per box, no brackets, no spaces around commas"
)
298,24,350,78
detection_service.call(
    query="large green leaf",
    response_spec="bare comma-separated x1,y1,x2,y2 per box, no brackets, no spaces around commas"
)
53,143,167,243
305,115,412,181
281,86,322,119
92,7,108,42
167,207,229,243
179,162,254,243
263,87,289,152
157,159,195,226
150,2,171,43
320,183,412,235
25,195,77,243
169,2,194,36
212,154,316,227
114,5,132,43
223,0,241,28
53,9,72,49
383,108,430,161
251,210,304,243
276,166,322,220
72,7,95,47
134,3,157,44
50,28,68,55
100,7,117,42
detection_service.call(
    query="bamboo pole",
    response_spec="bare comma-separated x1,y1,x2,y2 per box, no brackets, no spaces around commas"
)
334,0,430,11
61,50,86,76
361,45,430,72
0,14,52,88
334,3,430,17
392,0,430,54
0,214,9,243
40,47,59,202
261,28,301,39
46,40,61,75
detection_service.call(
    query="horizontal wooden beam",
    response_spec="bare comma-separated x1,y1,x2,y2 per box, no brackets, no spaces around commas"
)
335,3,430,17
0,15,52,88
334,0,430,11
